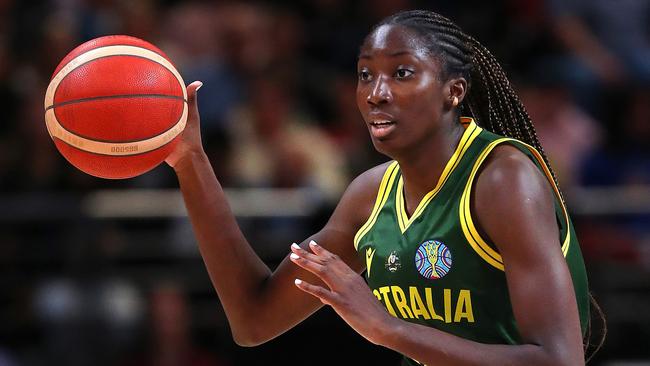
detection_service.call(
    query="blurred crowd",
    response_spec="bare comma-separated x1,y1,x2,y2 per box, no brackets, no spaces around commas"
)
0,0,649,365
2,0,650,194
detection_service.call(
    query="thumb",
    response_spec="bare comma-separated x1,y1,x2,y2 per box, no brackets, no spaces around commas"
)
186,80,203,119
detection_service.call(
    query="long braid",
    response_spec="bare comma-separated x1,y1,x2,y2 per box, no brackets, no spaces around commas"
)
376,10,562,200
373,9,606,360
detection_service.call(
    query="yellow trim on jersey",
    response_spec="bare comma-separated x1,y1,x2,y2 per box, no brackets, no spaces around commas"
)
459,141,507,270
459,138,571,271
395,120,482,233
354,161,400,250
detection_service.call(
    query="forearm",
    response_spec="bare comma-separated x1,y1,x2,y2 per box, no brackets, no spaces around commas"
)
174,150,272,339
379,317,577,366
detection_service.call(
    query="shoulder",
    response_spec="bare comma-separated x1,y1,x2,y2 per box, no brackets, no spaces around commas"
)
472,144,558,250
475,144,552,202
330,161,396,230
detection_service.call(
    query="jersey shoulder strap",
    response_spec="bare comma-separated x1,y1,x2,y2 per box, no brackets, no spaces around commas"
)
458,137,571,270
354,161,400,250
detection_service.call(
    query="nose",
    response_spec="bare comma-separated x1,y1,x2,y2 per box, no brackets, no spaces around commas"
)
367,75,392,105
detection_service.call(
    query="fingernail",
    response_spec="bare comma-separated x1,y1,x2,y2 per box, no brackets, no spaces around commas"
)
290,253,299,260
295,279,302,285
309,240,318,247
195,81,203,91
291,243,300,250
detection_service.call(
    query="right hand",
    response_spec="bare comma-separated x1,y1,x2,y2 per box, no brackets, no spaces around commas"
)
165,80,205,170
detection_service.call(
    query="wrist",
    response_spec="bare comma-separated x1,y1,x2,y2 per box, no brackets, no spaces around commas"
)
372,312,403,347
171,148,209,175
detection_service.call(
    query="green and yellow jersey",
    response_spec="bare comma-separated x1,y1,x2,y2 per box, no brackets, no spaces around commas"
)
354,118,589,366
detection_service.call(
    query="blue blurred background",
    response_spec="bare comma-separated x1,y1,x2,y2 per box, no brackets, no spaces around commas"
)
1,0,649,365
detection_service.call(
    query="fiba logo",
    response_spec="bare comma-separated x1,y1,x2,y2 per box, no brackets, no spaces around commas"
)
414,240,452,279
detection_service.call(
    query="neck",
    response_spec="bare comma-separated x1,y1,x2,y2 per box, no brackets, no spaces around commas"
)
397,117,464,202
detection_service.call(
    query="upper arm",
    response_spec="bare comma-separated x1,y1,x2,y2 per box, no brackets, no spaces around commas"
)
245,162,389,344
297,161,390,274
472,145,584,364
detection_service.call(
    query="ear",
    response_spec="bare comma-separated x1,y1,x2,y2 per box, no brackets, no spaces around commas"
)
444,77,468,110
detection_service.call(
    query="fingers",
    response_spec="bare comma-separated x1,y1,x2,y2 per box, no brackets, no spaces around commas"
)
308,240,327,255
290,243,325,264
290,243,334,303
294,278,337,305
290,240,349,290
186,80,203,102
186,80,202,121
290,248,327,277
305,240,339,262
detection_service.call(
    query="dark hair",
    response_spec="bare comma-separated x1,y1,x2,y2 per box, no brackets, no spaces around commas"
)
369,10,561,193
368,9,606,361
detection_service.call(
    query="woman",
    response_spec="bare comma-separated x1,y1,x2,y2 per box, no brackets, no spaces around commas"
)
167,10,596,366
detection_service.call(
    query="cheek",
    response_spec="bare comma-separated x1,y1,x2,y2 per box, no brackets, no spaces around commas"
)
355,86,367,110
413,73,441,98
356,86,369,112
403,76,443,113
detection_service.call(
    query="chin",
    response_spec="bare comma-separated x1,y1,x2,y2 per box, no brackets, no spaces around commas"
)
370,136,400,159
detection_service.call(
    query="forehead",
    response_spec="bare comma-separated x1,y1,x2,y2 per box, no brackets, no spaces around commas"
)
359,24,433,60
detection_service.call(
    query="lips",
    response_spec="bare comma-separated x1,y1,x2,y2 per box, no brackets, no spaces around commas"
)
368,118,397,139
369,119,395,126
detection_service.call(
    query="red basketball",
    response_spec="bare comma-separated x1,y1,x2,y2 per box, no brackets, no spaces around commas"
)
44,35,187,179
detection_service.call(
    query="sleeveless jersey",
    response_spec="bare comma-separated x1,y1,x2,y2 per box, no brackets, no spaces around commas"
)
354,118,590,366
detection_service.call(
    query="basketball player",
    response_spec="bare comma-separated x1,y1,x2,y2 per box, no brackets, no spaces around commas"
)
168,10,597,365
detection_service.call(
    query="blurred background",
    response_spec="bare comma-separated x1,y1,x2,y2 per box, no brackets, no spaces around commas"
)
1,0,649,365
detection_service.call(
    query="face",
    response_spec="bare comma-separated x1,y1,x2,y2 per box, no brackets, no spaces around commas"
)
356,24,449,156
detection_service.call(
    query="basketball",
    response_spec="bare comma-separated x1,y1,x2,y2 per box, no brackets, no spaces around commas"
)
44,35,187,179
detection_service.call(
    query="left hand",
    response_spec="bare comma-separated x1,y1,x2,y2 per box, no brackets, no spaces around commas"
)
289,240,394,345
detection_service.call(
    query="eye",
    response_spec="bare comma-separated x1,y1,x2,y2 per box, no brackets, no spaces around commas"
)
358,69,372,82
394,68,414,79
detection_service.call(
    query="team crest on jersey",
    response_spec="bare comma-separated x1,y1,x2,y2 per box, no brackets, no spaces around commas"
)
385,250,401,272
414,240,452,279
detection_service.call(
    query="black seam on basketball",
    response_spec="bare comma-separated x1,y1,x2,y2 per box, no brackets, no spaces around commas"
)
46,94,187,110
51,103,185,144
52,53,184,107
56,135,172,157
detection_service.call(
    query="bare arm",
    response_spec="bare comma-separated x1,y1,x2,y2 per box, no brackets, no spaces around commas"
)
167,82,384,346
291,145,584,365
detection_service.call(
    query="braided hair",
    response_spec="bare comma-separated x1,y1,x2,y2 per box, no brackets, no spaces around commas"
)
369,10,561,198
369,9,606,361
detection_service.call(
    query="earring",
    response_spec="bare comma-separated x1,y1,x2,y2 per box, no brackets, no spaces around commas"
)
452,97,459,107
